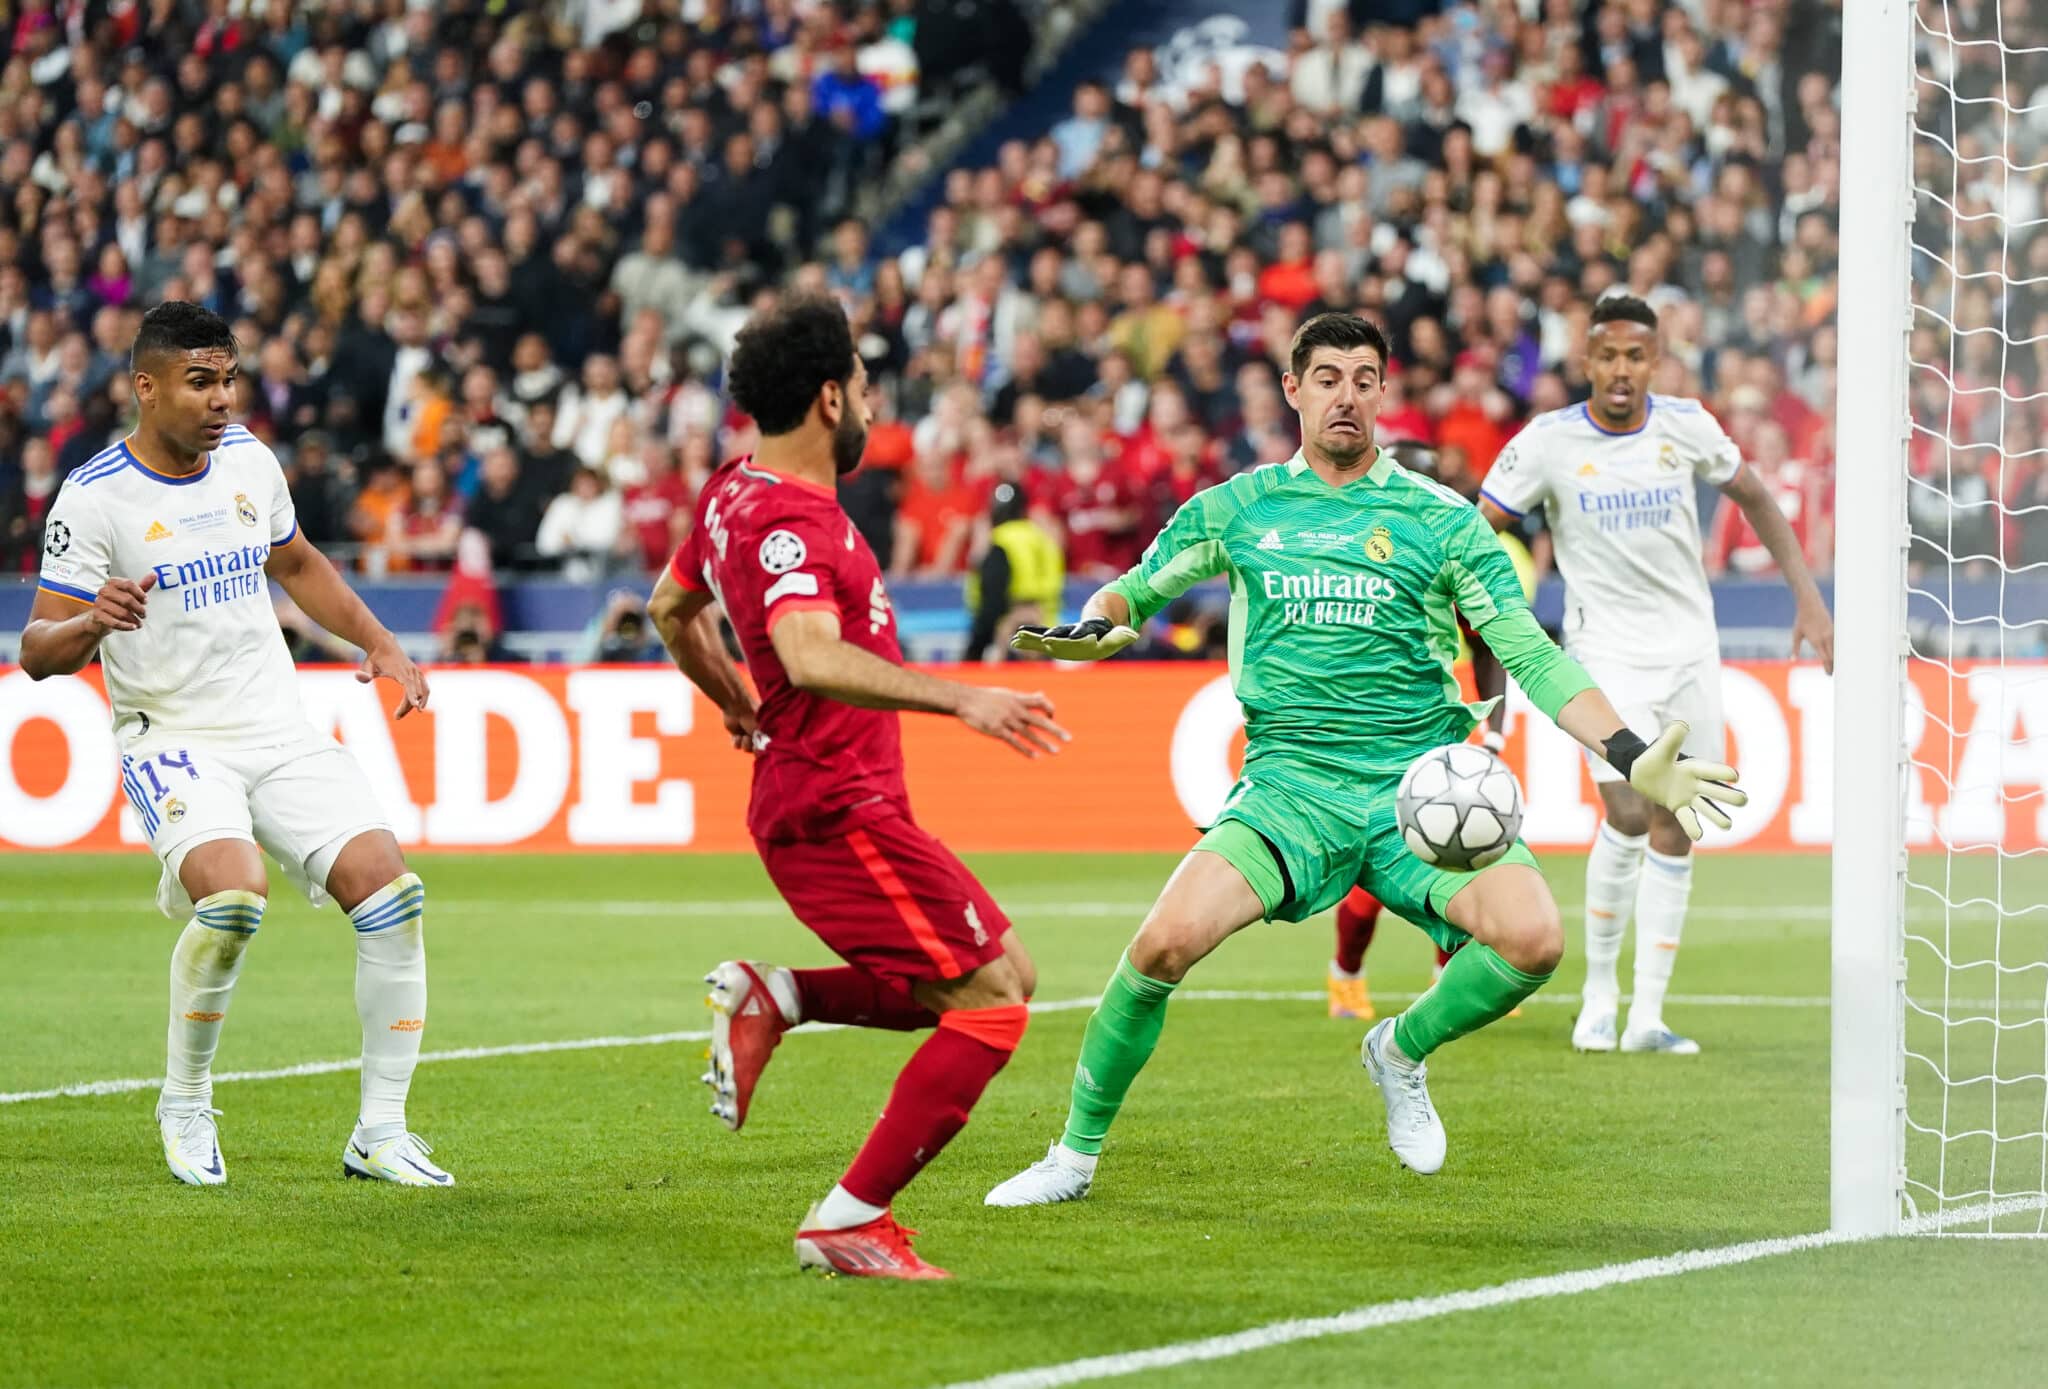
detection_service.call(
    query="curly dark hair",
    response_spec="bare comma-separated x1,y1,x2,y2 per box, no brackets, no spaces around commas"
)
131,300,238,374
1288,312,1390,378
726,294,858,436
1590,293,1659,331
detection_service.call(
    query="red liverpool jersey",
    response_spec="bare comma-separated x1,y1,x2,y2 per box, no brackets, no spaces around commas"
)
671,457,910,841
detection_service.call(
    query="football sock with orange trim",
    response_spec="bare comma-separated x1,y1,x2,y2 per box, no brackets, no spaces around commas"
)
825,1003,1028,1224
1627,849,1693,1033
1583,823,1645,1010
350,874,427,1140
161,890,264,1108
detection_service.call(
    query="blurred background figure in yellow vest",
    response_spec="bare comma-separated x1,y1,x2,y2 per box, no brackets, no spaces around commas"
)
965,481,1065,663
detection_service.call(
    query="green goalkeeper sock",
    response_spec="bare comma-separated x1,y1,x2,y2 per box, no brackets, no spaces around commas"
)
1060,953,1177,1156
1392,945,1551,1062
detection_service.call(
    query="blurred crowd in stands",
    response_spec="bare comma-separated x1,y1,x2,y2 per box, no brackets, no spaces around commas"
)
5,0,1998,661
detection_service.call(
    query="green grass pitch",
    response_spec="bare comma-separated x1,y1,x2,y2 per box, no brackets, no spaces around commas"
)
3,851,2044,1387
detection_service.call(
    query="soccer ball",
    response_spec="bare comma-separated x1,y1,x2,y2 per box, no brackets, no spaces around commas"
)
1396,743,1524,872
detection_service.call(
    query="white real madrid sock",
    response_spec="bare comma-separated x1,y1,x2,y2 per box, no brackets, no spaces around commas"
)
162,890,265,1108
348,874,428,1139
1582,823,1646,1010
1627,848,1694,1034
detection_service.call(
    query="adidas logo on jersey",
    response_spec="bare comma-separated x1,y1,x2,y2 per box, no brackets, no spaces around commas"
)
144,521,173,542
1257,530,1285,551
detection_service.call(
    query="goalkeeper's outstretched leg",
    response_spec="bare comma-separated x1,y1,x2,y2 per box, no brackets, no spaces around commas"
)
1363,862,1562,1174
984,849,1265,1207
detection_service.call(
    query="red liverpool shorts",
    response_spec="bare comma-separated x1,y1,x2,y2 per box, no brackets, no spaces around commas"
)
756,811,1011,991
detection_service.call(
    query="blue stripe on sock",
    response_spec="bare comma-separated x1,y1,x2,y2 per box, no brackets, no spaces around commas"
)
350,889,426,925
351,905,424,935
349,888,426,934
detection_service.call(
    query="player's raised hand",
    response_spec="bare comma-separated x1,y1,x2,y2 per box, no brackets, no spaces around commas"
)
1626,721,1748,841
357,638,431,719
1011,617,1139,661
88,572,155,635
957,687,1071,759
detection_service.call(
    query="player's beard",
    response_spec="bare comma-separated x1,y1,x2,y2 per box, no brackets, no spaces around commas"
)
832,410,868,476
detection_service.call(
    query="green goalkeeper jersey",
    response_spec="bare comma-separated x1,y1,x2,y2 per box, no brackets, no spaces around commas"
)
1105,448,1595,778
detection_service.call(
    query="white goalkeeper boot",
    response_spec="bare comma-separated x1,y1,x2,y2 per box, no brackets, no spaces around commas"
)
157,1100,226,1186
1362,1019,1445,1175
985,1141,1096,1206
344,1125,455,1186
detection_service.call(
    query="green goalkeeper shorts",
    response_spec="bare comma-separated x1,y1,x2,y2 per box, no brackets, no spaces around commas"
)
1194,753,1540,953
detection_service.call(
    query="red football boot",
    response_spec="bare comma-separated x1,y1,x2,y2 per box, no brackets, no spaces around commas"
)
794,1206,951,1280
703,960,791,1131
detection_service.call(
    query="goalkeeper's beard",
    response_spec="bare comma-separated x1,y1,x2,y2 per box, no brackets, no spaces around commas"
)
1314,426,1373,469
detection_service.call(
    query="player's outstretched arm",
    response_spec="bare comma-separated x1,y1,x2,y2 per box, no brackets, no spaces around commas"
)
1010,588,1140,661
265,532,429,718
772,608,1070,759
648,568,759,749
1719,463,1835,673
19,576,156,679
1554,688,1747,841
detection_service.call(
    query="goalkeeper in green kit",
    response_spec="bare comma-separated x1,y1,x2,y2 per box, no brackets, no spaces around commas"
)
984,314,1747,1196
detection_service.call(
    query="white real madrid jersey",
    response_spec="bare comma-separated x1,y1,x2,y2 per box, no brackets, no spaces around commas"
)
38,426,311,743
1479,395,1743,668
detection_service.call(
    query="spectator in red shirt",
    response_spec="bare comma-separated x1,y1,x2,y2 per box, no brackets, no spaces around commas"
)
1146,421,1223,531
622,443,694,572
1256,222,1319,312
1038,415,1142,580
1707,421,1820,577
892,448,980,578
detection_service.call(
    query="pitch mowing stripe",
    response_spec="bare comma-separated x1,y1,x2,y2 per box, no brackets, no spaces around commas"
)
4,988,2036,1106
931,1196,2048,1389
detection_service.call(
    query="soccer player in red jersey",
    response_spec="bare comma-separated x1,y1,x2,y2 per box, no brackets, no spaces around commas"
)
647,296,1068,1280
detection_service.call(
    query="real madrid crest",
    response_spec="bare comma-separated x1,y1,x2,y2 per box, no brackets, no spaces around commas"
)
235,492,259,527
164,797,188,823
1656,442,1681,472
1364,524,1395,563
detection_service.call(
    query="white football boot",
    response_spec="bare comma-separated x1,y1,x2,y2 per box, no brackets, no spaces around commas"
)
1362,1019,1446,1175
1572,1000,1620,1053
157,1101,226,1186
1620,1024,1701,1055
985,1141,1096,1206
343,1128,455,1186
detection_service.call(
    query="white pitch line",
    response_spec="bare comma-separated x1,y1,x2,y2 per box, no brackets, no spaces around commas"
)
4,988,2037,1108
933,1196,2048,1389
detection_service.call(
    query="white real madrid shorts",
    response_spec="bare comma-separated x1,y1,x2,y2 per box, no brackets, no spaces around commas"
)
117,726,393,918
1570,650,1728,787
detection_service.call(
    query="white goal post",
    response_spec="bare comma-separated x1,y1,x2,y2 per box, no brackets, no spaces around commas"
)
1838,0,2048,1238
1832,0,1913,1237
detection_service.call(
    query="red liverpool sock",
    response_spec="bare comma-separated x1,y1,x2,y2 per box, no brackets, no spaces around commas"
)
1334,888,1383,974
1436,944,1455,970
793,967,935,1031
839,1004,1028,1207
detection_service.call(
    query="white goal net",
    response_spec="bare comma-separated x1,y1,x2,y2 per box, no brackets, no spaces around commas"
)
1891,0,2048,1235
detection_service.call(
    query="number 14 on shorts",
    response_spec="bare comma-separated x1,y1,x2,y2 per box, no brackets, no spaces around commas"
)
123,749,199,830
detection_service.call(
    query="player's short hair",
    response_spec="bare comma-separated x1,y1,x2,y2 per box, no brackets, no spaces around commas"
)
1289,312,1390,379
131,300,238,375
727,293,857,436
1590,293,1659,332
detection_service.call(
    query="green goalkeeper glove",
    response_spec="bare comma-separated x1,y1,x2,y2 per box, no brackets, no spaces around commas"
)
1602,721,1748,840
1010,617,1140,661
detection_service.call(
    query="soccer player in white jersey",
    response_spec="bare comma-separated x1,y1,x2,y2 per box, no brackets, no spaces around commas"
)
20,302,452,1188
1477,294,1834,1055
